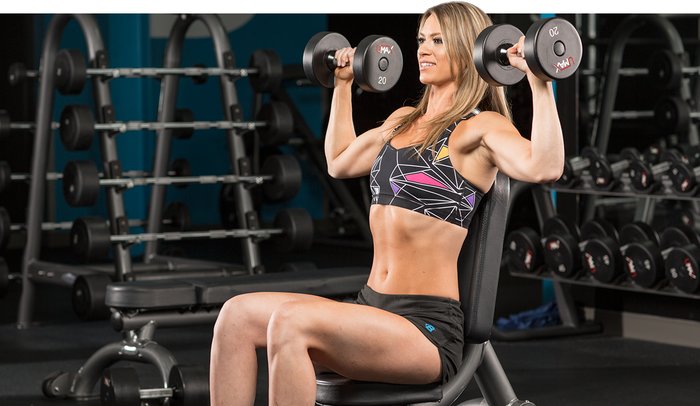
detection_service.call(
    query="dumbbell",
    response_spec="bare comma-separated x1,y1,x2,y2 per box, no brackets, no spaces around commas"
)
100,365,208,406
10,48,283,94
556,147,600,187
654,96,700,136
626,149,681,192
70,208,313,262
62,154,300,207
303,32,403,93
473,17,582,86
624,225,700,289
507,215,580,274
59,101,293,151
582,222,659,284
0,204,191,250
0,257,20,298
0,159,190,194
588,147,640,190
667,146,700,195
544,218,618,278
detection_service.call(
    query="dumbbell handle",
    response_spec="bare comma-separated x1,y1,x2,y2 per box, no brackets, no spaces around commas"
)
111,227,285,245
10,217,176,232
569,156,591,172
94,120,268,133
98,174,273,189
139,387,174,399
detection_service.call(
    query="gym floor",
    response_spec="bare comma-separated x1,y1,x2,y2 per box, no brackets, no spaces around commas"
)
1,240,699,405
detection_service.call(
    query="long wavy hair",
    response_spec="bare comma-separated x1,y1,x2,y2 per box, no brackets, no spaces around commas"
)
390,2,512,156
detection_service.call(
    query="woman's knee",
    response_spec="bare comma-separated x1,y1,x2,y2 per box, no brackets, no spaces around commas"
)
213,293,260,340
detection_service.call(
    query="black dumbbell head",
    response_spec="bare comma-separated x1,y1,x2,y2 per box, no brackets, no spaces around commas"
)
473,24,526,86
620,222,659,246
168,365,210,406
100,368,141,406
0,161,10,194
655,96,691,136
648,49,683,90
623,241,665,288
55,49,87,95
0,110,11,141
72,274,112,320
352,35,403,93
8,62,27,86
163,202,191,231
0,207,10,251
70,217,111,262
542,215,580,240
303,32,351,89
63,160,101,207
665,245,700,293
505,227,543,273
257,102,293,146
524,17,582,82
543,233,581,277
668,160,698,195
262,155,302,202
274,208,313,252
583,235,622,283
60,105,95,151
173,109,195,139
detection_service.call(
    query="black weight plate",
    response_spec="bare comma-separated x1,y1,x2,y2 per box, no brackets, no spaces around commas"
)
580,219,616,242
70,217,111,262
623,241,664,288
353,35,403,93
619,147,640,162
249,49,283,92
63,160,100,207
60,105,95,151
505,227,543,273
55,49,86,95
542,215,580,240
668,161,697,195
524,17,582,81
654,96,690,136
72,274,111,320
583,236,622,283
169,158,192,189
173,108,195,139
100,368,140,406
473,24,526,86
274,208,313,252
163,202,191,231
303,32,351,89
627,159,656,192
543,233,580,277
0,207,10,250
257,102,293,146
665,245,700,293
262,155,302,202
557,159,577,186
0,110,10,141
0,161,10,194
0,257,8,297
8,62,27,86
648,49,683,90
685,145,700,167
659,225,697,249
620,222,659,246
168,365,210,406
590,156,615,188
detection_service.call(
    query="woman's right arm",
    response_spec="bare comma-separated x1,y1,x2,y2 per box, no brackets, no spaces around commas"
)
324,47,412,179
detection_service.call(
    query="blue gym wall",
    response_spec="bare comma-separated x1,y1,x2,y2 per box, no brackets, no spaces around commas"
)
37,14,326,256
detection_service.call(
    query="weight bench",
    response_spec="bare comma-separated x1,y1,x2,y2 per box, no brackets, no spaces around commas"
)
42,266,369,400
316,173,534,406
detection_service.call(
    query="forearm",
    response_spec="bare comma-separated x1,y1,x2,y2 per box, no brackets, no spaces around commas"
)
324,81,356,169
529,76,565,179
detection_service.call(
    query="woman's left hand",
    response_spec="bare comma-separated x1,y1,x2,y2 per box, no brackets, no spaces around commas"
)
506,36,531,75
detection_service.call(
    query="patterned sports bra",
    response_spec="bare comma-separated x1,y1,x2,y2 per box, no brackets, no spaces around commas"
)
369,110,484,229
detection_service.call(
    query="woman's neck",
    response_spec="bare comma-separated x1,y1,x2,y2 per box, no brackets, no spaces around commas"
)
424,83,457,119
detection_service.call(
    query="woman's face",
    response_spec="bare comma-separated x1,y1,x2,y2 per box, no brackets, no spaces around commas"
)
417,14,453,86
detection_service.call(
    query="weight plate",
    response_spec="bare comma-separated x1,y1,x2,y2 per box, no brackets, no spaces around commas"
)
473,24,526,86
0,110,10,141
60,105,95,151
543,233,580,277
169,158,192,189
659,225,696,249
303,32,351,89
262,155,302,202
70,217,111,262
580,219,616,242
542,215,580,240
0,257,9,298
173,108,195,139
648,49,683,90
63,160,100,207
100,368,140,406
249,49,283,92
627,158,656,192
257,102,294,145
654,96,690,136
583,236,621,283
163,202,191,231
0,206,10,251
8,62,27,87
590,156,615,188
623,241,664,288
55,49,87,95
505,227,543,273
353,34,403,92
168,365,210,406
668,161,697,195
620,222,659,246
524,17,582,81
274,208,314,252
665,245,700,293
0,161,10,194
72,274,112,320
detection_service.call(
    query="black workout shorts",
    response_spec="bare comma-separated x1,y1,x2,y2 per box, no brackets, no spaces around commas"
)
353,284,465,385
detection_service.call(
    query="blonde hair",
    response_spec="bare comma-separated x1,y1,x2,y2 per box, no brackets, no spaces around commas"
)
391,1,512,156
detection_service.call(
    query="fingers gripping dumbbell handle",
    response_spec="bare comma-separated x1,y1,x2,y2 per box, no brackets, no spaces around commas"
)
99,174,273,188
94,120,268,133
111,228,285,245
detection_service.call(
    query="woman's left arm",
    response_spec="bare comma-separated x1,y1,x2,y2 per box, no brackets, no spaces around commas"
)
480,37,565,184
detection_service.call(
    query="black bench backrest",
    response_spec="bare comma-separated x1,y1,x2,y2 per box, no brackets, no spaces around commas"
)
458,172,510,343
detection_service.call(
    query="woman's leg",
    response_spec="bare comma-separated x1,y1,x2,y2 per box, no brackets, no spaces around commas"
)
266,300,442,406
210,292,335,406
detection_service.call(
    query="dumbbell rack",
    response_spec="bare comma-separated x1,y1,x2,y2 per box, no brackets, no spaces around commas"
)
501,15,700,340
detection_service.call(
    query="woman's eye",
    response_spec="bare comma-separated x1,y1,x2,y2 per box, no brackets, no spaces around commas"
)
434,38,443,44
417,38,425,45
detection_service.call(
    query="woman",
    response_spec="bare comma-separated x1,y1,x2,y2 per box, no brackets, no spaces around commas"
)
210,2,564,405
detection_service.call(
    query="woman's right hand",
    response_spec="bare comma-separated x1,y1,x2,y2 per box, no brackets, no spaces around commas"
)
334,47,356,84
